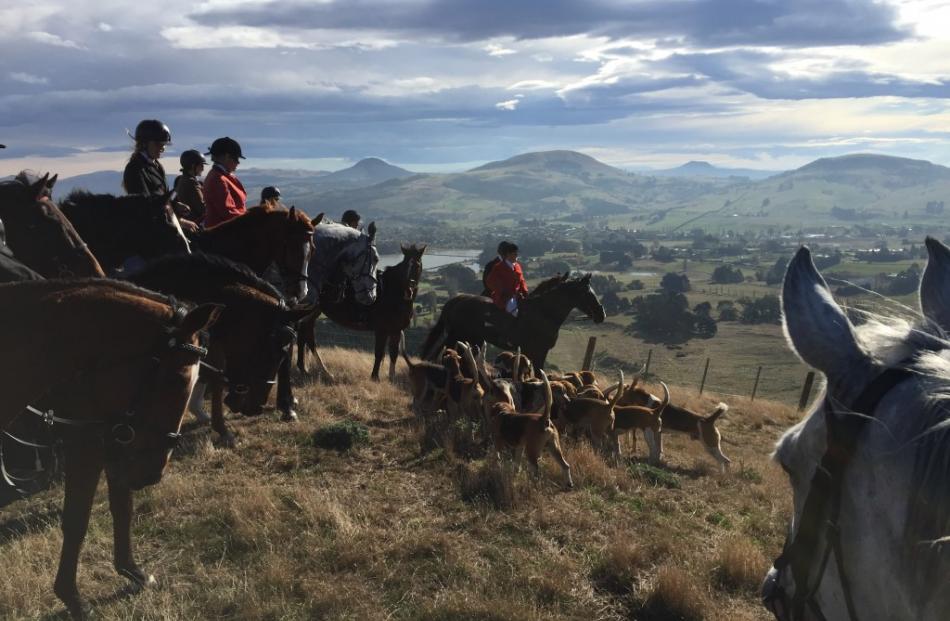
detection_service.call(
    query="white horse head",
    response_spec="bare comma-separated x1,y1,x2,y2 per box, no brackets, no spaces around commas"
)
763,240,950,621
338,221,379,306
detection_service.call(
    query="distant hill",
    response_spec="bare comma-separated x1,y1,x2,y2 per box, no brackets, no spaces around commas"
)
298,150,723,224
648,160,779,180
315,158,414,187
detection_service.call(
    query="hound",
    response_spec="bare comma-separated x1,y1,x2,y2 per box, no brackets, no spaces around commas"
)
609,382,670,464
559,370,624,451
400,335,447,419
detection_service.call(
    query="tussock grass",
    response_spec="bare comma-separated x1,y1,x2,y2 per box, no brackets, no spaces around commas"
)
1,347,796,620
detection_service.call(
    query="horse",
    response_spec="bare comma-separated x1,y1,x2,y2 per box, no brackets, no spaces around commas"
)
762,239,950,621
192,206,322,302
128,253,314,445
298,243,425,382
0,279,220,619
0,174,104,278
420,272,606,368
59,190,191,273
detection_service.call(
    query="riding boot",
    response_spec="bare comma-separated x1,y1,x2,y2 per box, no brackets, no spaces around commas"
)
188,381,211,424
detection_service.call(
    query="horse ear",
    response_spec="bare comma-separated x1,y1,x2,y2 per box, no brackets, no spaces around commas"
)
400,243,409,254
921,237,950,332
47,174,58,191
782,246,868,376
30,173,50,200
417,244,427,255
367,221,377,241
311,212,324,226
177,303,224,336
288,206,296,218
582,273,592,283
561,271,571,281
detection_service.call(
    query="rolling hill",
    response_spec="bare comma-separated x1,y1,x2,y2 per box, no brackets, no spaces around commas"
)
647,161,779,180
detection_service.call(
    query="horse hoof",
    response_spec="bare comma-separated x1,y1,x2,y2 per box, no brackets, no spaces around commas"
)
280,409,299,423
219,432,237,449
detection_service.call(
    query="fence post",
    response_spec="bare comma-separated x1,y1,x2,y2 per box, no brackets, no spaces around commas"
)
699,358,710,394
644,349,653,376
751,365,763,401
581,337,597,371
798,371,816,411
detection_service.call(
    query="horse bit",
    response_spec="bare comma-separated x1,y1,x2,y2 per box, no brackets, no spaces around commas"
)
764,366,914,621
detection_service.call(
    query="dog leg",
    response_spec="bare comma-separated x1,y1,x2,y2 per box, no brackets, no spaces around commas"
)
545,433,574,489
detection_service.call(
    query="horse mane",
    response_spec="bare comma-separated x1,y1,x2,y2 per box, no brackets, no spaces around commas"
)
61,189,165,213
1,277,183,310
133,252,283,301
527,274,586,299
850,315,950,597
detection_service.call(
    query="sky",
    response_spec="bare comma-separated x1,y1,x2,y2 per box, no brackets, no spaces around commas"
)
2,0,950,176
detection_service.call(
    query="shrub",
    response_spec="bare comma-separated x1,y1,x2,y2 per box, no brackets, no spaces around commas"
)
712,537,769,593
590,540,646,595
628,463,681,489
312,421,370,451
637,565,708,621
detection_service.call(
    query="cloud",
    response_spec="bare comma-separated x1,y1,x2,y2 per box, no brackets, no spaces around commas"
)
495,98,520,111
27,31,85,49
484,43,516,57
191,0,910,47
9,72,49,85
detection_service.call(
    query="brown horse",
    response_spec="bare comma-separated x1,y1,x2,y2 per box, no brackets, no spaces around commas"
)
0,279,219,619
59,190,191,273
421,272,606,368
129,253,314,445
193,206,322,301
0,174,104,278
299,244,426,381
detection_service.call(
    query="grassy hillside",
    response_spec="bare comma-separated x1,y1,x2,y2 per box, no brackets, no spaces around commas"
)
0,349,799,620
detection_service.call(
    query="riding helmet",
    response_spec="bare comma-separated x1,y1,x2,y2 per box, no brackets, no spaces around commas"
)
206,136,245,160
261,186,281,201
134,119,172,144
179,149,207,171
341,209,361,226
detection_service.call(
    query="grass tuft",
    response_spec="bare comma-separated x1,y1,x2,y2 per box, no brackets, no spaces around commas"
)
628,463,682,489
712,536,770,594
311,420,370,451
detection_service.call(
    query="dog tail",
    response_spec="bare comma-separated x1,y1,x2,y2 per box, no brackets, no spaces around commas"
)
608,369,624,410
539,369,552,424
656,381,671,416
512,347,522,386
459,341,479,379
706,403,728,423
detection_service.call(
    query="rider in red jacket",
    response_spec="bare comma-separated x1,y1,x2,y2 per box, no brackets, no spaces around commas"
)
486,241,528,315
202,137,247,228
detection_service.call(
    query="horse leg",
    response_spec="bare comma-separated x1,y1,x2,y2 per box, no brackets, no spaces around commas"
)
276,356,298,422
297,313,318,374
210,378,235,448
53,445,103,619
105,465,154,589
371,331,386,382
387,332,400,384
188,380,210,424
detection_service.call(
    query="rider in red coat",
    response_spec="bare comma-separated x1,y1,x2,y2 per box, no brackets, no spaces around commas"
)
486,241,528,315
202,137,247,228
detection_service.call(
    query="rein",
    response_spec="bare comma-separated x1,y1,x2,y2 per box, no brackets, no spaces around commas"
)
767,366,914,621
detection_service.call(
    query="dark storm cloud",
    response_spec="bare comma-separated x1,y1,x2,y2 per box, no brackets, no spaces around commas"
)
193,0,909,47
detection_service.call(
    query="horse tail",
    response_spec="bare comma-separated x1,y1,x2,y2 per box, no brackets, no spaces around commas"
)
399,332,414,369
420,313,446,360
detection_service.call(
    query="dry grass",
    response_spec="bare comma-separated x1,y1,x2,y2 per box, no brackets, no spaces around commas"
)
0,348,796,620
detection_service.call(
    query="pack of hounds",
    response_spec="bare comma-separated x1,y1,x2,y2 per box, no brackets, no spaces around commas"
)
401,339,731,488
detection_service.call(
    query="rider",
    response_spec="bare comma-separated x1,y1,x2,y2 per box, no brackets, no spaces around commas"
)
172,149,207,233
341,209,361,229
481,241,509,297
486,241,528,316
203,136,247,228
261,186,282,210
122,119,171,196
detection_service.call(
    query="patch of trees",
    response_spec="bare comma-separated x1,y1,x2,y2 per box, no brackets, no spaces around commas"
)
653,246,676,263
536,259,573,277
601,290,632,316
737,295,781,324
710,264,744,284
831,206,862,221
717,300,739,321
599,251,633,270
885,263,921,296
856,246,912,262
626,292,717,344
660,272,691,293
437,263,482,296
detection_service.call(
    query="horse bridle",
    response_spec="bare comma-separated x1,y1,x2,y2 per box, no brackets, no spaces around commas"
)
765,366,914,621
1,303,208,488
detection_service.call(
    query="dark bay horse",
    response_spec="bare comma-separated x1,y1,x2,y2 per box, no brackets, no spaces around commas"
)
59,190,191,273
0,279,219,619
299,243,425,381
128,253,314,445
0,174,104,278
193,206,322,302
421,272,606,368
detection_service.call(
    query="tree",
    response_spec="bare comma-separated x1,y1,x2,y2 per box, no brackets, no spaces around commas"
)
717,300,739,321
738,295,781,324
653,246,675,263
660,272,691,293
626,292,716,344
887,263,921,295
711,264,744,284
437,263,482,295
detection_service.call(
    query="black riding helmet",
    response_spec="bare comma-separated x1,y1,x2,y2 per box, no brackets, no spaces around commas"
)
134,119,172,144
179,149,207,171
206,136,245,160
261,186,281,201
